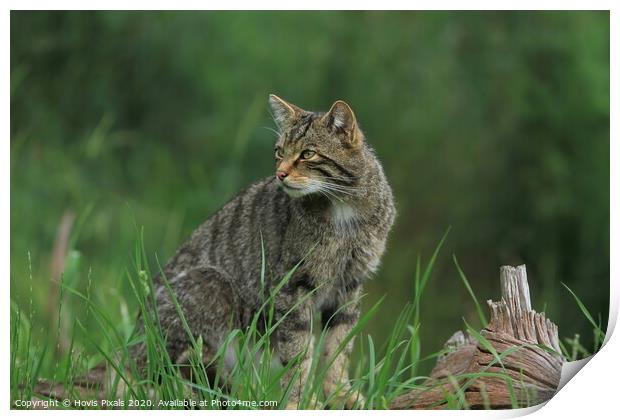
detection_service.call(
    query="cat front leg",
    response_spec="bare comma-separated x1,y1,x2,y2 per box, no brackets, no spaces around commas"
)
274,295,316,409
320,286,365,409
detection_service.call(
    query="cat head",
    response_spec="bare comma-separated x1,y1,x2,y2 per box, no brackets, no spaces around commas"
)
269,94,368,199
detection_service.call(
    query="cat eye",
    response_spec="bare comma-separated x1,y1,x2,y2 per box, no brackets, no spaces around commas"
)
300,150,316,160
274,147,283,160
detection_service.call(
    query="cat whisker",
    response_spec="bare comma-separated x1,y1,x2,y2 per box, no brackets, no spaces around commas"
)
308,180,345,202
317,189,336,204
313,181,361,196
323,188,355,197
315,187,355,198
261,126,282,137
314,179,362,191
319,188,345,203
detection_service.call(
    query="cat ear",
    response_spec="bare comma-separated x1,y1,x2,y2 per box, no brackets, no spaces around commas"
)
269,94,303,128
322,100,360,146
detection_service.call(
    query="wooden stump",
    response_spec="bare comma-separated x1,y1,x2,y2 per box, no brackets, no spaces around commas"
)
390,265,564,409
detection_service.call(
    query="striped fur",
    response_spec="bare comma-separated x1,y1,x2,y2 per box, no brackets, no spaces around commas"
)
131,95,396,409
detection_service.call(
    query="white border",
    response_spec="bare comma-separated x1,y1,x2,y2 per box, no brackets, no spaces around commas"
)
4,3,616,420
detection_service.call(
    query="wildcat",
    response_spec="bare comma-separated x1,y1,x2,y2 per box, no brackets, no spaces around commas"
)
131,95,396,409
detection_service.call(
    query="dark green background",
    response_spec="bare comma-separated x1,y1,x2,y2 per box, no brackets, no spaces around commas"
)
11,11,609,371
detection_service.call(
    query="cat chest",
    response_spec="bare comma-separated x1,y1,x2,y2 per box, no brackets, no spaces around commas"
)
304,232,383,284
307,239,382,312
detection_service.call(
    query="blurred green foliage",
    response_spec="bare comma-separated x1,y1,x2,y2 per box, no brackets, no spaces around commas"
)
10,11,609,372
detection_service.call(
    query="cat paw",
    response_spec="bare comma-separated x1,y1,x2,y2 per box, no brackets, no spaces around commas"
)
284,395,323,410
326,387,365,409
284,401,299,410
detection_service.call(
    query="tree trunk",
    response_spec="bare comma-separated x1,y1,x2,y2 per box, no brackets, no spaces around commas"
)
390,265,564,409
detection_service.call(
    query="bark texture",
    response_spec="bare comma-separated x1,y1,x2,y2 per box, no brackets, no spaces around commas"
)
390,265,564,409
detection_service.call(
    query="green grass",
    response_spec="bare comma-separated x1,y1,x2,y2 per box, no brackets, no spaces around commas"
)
10,228,605,410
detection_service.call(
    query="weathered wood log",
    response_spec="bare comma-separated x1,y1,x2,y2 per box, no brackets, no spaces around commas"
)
390,265,564,409
30,364,110,406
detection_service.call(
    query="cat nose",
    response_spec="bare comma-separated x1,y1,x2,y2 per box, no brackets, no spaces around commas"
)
276,171,288,180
